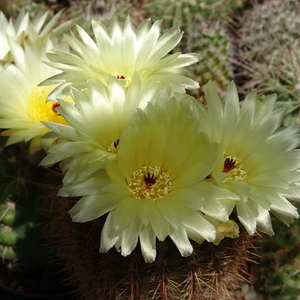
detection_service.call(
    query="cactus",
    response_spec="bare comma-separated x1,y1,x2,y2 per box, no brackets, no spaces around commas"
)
0,0,49,19
144,0,247,26
258,203,300,300
187,19,234,100
47,192,259,300
0,0,33,16
0,136,47,271
232,0,300,125
235,0,300,64
142,0,243,100
0,136,67,296
265,40,300,126
58,0,145,35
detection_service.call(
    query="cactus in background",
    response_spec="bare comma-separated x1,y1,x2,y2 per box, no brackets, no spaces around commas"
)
234,0,300,65
270,40,300,126
58,0,145,35
143,0,247,100
0,136,63,294
232,0,300,124
0,0,49,19
0,136,47,271
0,0,33,16
144,0,247,26
258,203,300,300
188,19,234,100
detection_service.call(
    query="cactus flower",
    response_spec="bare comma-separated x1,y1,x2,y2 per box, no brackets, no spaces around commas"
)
42,17,201,96
61,97,239,262
0,10,70,67
196,81,300,236
40,75,167,185
0,36,72,153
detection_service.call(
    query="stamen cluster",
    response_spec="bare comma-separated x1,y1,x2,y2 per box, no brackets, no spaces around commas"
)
222,155,247,182
127,165,172,200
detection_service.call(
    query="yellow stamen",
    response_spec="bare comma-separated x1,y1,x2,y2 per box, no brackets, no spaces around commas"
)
218,220,239,238
107,139,119,154
127,165,172,200
222,154,247,182
27,85,73,124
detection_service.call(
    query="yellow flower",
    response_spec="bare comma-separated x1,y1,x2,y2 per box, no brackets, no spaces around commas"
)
42,17,201,96
41,74,167,184
0,35,71,153
0,10,70,67
196,81,300,236
62,97,238,262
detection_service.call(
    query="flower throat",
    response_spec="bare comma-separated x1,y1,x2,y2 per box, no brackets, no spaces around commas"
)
127,165,172,200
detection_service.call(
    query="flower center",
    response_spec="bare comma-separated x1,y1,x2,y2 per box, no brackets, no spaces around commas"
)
116,75,131,87
222,157,236,173
27,85,72,124
222,154,247,182
107,139,120,154
52,102,61,112
127,165,172,200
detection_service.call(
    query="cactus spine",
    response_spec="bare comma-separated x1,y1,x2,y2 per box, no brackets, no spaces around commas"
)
143,0,248,100
48,193,259,300
259,203,300,300
232,0,300,125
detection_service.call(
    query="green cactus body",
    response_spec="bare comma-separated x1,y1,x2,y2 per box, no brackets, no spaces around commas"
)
0,137,50,272
189,19,234,100
0,0,33,16
259,202,300,300
144,0,247,23
0,135,71,298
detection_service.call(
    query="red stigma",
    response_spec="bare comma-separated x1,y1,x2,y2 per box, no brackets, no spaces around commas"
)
222,158,236,173
52,102,61,113
143,172,156,189
116,75,126,79
114,139,120,148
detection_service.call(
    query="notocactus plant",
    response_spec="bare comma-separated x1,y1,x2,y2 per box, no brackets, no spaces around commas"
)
258,202,300,300
188,19,234,100
144,0,248,25
232,0,300,125
235,0,300,64
58,0,145,35
0,136,52,272
48,194,259,300
143,0,239,100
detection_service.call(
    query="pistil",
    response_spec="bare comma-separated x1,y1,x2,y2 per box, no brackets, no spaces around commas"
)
127,165,172,200
222,155,247,182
